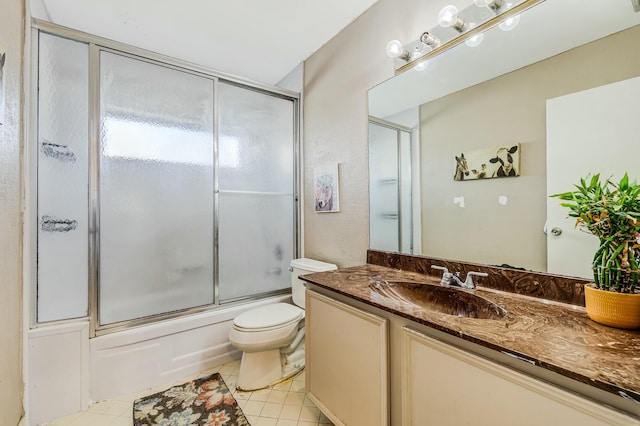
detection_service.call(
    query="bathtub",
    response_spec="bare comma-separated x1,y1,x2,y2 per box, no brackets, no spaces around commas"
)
90,294,290,401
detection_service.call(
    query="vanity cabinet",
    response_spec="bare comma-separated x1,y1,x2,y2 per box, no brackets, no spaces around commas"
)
305,284,639,425
305,290,389,426
401,327,637,426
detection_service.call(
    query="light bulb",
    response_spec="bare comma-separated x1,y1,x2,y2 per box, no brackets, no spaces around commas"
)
386,40,403,57
499,13,520,31
438,5,459,28
386,40,409,60
465,23,484,47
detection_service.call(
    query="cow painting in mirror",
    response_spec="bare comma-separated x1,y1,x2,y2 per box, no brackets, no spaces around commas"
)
454,144,520,181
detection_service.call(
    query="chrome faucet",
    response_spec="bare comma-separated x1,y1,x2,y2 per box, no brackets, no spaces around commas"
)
431,265,488,289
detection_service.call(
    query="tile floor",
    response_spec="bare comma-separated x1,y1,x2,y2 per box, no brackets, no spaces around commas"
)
45,360,333,426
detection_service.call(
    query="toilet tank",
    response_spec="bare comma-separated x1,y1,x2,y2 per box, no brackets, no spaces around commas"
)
290,258,337,308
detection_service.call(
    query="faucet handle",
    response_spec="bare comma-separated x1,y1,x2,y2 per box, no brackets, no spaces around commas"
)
431,265,452,285
465,271,488,288
431,265,449,274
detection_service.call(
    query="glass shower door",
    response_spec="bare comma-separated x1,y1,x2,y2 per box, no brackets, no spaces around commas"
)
33,25,300,333
98,52,215,325
217,82,296,301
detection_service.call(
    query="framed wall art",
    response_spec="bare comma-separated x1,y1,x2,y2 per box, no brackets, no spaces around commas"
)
314,163,340,213
454,144,520,181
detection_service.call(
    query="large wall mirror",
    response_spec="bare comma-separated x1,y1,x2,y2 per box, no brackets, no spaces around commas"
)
368,0,640,279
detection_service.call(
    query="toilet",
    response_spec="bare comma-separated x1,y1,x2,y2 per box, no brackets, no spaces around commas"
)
229,258,337,391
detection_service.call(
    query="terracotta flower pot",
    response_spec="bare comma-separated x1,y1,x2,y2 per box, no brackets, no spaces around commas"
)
584,285,640,329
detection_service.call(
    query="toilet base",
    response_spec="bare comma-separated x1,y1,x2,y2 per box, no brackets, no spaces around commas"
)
236,348,305,392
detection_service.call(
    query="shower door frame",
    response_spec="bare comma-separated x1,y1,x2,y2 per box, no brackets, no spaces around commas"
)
29,20,302,337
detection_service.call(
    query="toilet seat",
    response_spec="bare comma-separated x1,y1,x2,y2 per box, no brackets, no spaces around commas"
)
233,303,303,331
229,303,305,352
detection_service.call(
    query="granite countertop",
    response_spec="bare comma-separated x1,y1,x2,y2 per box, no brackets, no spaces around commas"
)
301,264,640,405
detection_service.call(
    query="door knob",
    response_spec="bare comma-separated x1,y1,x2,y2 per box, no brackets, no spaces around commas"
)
550,227,562,236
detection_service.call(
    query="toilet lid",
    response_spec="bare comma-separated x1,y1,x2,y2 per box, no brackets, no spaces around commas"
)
233,303,303,330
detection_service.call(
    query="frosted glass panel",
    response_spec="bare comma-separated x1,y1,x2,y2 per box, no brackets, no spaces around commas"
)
219,193,294,301
369,123,400,252
218,83,295,301
99,52,214,325
218,83,294,193
37,33,89,322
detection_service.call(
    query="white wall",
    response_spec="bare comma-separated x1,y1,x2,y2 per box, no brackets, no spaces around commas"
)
302,0,471,267
0,0,25,424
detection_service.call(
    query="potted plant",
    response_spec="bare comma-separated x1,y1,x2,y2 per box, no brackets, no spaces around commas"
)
551,173,640,329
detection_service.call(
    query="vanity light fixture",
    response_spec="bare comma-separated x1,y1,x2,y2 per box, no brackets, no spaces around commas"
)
438,5,468,32
385,39,411,61
387,0,540,74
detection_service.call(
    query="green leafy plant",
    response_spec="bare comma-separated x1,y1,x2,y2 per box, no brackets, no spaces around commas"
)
551,173,640,293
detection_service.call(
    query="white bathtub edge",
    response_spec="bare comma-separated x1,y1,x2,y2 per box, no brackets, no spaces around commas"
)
90,295,290,401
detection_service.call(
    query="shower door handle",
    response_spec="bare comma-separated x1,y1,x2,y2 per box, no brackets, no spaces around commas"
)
40,140,77,163
41,215,78,233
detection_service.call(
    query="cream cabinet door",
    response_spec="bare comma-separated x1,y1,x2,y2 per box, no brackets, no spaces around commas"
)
401,327,638,426
306,290,389,426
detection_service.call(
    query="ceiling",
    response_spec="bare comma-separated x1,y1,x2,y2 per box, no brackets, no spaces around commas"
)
30,0,379,85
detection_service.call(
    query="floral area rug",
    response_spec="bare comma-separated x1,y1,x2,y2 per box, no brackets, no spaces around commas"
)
133,373,250,426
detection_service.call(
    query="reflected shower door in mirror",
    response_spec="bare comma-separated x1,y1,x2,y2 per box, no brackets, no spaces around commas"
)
368,118,414,254
368,0,640,278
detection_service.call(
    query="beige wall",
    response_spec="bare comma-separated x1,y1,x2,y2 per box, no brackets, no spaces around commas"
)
303,0,470,267
420,26,640,271
0,0,24,424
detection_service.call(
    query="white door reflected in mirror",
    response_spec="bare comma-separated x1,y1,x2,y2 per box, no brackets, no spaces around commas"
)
546,76,640,279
